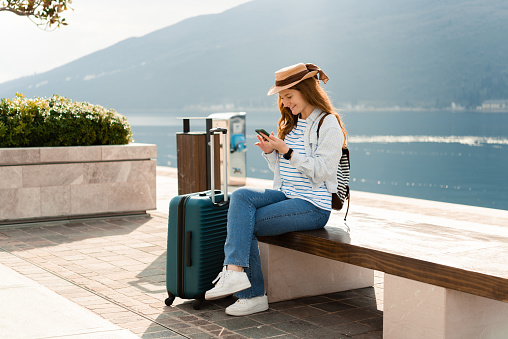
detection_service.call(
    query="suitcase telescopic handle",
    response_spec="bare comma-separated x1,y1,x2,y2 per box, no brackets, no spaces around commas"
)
209,127,228,205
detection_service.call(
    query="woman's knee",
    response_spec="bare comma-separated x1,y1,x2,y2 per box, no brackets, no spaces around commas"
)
231,187,250,201
230,186,262,201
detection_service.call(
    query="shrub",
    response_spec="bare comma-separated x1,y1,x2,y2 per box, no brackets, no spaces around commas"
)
0,93,133,147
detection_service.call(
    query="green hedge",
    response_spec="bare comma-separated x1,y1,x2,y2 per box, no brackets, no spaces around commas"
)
0,93,133,147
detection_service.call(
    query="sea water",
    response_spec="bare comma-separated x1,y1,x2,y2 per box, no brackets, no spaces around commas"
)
125,110,508,211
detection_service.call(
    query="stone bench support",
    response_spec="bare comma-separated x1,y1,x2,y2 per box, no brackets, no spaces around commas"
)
383,274,508,339
259,242,374,303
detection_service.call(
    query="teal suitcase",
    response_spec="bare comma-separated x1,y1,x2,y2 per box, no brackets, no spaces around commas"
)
165,127,230,310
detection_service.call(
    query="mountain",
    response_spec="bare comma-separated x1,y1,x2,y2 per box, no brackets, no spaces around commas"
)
1,0,507,111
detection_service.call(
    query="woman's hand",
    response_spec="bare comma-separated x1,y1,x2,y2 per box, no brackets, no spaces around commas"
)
255,133,275,154
255,132,290,155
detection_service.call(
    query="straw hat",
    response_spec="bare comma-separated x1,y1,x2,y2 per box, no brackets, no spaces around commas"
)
267,63,329,96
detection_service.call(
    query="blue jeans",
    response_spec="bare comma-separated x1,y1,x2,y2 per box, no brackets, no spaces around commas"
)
223,187,331,299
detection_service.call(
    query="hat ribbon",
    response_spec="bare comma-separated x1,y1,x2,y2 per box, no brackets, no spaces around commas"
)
275,63,329,87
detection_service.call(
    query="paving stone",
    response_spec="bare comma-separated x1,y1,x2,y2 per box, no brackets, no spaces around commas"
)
268,300,305,311
157,318,185,327
271,319,322,334
312,301,357,313
189,319,214,327
248,310,297,325
297,326,352,339
177,326,208,335
221,334,249,339
140,329,182,338
324,290,364,300
187,332,220,339
280,305,328,319
293,295,333,305
236,324,287,338
328,321,375,337
209,328,238,337
176,315,200,322
214,317,263,331
340,296,378,308
358,316,383,331
207,296,237,308
131,325,162,334
335,308,380,322
305,313,351,327
196,309,233,322
199,323,223,332
351,331,383,339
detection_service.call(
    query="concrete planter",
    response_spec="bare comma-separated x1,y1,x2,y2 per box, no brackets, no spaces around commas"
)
0,143,157,224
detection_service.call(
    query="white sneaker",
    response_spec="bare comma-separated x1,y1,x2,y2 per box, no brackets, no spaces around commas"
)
225,295,269,316
205,266,251,300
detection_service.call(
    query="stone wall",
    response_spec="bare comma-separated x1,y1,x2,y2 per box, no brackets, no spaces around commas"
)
0,144,157,223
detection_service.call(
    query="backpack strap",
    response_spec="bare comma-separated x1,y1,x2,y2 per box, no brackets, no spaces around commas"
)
344,189,350,221
316,113,327,139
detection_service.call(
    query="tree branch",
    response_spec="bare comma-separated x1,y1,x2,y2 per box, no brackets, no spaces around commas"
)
0,7,36,16
1,0,72,29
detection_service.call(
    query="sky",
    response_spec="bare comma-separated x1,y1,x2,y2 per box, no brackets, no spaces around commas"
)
0,0,252,84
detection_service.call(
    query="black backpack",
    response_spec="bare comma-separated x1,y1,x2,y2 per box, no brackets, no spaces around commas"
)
317,114,350,220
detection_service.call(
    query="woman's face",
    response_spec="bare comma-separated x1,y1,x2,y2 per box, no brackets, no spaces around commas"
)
279,89,313,118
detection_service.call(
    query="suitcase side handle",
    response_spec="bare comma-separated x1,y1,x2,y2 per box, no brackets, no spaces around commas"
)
209,127,229,205
186,231,192,267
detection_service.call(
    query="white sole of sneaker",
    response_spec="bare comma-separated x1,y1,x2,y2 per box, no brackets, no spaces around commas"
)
204,280,252,300
225,303,269,316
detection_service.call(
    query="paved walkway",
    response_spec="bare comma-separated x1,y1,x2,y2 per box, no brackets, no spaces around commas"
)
0,167,387,338
0,263,138,338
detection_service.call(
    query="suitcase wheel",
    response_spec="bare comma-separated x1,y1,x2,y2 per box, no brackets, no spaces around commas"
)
165,292,175,306
192,298,204,310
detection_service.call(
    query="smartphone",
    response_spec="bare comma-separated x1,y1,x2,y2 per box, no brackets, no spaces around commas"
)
255,129,270,140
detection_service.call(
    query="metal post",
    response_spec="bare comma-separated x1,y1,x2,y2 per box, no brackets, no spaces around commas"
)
183,119,190,133
205,118,213,190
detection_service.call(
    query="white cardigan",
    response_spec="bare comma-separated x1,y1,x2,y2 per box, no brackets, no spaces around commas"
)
262,107,344,194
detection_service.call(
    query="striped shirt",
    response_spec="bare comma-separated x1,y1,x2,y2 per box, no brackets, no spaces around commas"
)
280,119,332,211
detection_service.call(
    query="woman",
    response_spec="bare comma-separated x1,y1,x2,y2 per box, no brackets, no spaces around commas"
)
205,63,348,316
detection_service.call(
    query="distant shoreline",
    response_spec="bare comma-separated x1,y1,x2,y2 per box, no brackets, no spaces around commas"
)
117,106,508,115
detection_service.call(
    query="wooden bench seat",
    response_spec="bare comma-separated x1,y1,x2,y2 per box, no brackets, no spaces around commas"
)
257,191,508,339
258,226,508,303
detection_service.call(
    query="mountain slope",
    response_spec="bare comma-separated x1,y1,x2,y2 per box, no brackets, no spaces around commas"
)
1,0,507,110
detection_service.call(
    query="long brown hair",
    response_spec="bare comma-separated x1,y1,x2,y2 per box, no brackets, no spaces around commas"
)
277,77,348,148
